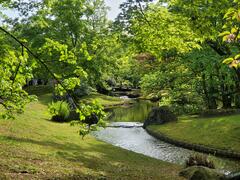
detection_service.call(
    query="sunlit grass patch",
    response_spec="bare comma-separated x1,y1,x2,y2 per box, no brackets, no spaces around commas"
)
149,115,240,152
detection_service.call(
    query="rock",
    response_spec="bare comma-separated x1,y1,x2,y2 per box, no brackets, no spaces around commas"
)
143,106,177,128
84,113,99,126
186,154,215,169
127,93,140,98
179,166,226,180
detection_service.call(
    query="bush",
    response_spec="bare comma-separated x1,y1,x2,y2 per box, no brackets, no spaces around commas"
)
48,101,70,122
186,154,215,169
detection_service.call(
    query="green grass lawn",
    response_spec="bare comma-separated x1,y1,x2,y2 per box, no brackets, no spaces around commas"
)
25,85,134,108
148,115,240,153
0,94,183,179
79,92,134,108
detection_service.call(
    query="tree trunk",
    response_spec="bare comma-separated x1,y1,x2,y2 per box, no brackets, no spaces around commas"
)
222,94,232,109
234,68,240,108
234,94,240,108
208,75,218,109
202,74,217,109
220,80,232,109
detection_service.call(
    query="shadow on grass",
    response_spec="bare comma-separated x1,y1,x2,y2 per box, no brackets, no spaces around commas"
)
0,135,117,178
0,135,181,179
1,135,85,152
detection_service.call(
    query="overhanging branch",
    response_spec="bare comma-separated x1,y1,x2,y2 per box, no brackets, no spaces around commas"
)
0,26,79,108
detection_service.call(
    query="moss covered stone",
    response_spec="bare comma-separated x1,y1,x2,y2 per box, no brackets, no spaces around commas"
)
143,106,177,128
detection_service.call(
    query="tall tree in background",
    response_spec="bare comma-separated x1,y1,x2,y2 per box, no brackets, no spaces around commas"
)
114,0,240,112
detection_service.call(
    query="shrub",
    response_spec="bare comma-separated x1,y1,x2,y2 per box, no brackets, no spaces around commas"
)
186,154,215,169
48,101,70,122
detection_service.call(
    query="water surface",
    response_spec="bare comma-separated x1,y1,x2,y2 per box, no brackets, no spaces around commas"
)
93,122,240,174
107,100,155,122
94,99,240,174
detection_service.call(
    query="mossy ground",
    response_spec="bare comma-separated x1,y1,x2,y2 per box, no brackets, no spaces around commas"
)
0,94,183,179
148,115,240,153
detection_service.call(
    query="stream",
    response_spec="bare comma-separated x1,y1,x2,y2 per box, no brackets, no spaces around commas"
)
92,98,240,175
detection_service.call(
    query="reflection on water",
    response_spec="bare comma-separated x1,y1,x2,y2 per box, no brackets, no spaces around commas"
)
93,122,240,174
107,100,155,122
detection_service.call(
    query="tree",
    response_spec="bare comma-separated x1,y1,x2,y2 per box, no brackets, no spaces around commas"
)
115,0,240,112
0,0,114,136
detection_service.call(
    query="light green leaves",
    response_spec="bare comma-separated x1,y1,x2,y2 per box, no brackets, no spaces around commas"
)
223,57,234,65
223,8,236,19
40,38,77,64
131,6,201,59
223,54,240,68
0,35,35,118
221,4,240,69
71,100,106,138
220,27,240,42
48,101,70,120
74,67,88,78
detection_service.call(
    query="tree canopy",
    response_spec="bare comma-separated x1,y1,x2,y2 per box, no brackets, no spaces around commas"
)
1,0,240,134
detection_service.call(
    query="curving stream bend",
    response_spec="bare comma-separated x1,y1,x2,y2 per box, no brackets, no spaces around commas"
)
92,99,240,175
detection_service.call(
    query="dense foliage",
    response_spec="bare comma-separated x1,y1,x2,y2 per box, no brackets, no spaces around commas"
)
114,0,240,114
1,0,240,135
0,0,113,135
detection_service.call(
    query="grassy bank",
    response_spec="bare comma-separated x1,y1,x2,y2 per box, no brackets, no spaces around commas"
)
148,115,240,153
25,85,134,108
79,92,134,108
0,94,183,179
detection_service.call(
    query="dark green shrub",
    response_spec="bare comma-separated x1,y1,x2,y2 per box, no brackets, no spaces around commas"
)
186,154,215,169
48,101,70,122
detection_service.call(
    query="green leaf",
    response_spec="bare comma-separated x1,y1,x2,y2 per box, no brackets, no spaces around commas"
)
219,31,230,37
234,54,240,60
223,58,234,64
231,27,238,34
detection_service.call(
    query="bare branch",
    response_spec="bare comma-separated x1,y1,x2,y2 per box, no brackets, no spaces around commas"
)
136,0,152,27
